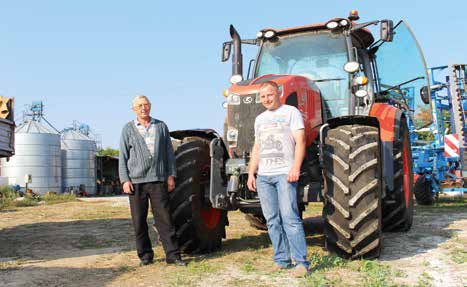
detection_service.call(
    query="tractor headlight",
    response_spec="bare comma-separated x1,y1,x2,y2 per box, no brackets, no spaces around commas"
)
230,74,243,84
264,30,276,39
344,61,360,73
326,21,339,29
227,93,241,105
355,89,368,98
226,127,239,147
340,19,349,26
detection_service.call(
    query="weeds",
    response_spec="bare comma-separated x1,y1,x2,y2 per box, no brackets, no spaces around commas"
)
450,248,467,264
241,260,256,273
358,260,397,287
309,253,347,271
415,272,433,287
0,188,76,210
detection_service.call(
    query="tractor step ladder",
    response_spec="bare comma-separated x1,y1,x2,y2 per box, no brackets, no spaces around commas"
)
449,64,467,176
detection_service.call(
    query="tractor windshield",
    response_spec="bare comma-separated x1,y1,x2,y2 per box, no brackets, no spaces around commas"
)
255,31,350,117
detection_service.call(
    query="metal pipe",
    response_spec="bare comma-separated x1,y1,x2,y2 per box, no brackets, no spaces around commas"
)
230,25,243,77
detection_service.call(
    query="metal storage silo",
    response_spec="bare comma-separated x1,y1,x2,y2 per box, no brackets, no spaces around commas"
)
1,119,62,194
61,126,97,194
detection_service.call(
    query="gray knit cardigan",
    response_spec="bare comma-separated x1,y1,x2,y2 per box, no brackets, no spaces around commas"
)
118,118,176,184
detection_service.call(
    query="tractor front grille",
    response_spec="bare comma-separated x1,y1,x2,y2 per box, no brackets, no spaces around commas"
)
226,93,266,158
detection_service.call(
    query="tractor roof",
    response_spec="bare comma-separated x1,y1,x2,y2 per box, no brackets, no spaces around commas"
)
260,18,375,48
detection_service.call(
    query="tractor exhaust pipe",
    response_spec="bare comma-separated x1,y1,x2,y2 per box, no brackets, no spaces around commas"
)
230,25,243,81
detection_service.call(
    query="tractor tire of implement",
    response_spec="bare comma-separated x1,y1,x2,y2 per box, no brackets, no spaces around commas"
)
382,119,414,232
169,138,228,254
414,176,435,205
322,124,382,259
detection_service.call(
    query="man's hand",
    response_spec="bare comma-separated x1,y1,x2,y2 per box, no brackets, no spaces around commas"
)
287,167,300,183
247,174,257,192
122,181,134,194
167,176,175,192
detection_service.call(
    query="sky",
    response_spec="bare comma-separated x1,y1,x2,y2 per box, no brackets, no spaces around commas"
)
0,0,465,149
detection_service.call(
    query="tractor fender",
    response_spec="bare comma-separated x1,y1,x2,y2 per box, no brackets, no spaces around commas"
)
369,103,405,194
170,129,232,209
170,128,229,159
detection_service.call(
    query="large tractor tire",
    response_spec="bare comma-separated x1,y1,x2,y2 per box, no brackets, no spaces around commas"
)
169,139,228,253
322,124,382,259
382,119,414,232
414,175,436,205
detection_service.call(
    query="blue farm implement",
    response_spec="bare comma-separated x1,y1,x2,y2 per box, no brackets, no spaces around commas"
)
411,64,467,204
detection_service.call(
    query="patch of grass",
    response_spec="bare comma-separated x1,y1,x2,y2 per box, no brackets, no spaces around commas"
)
303,273,334,287
164,260,217,287
241,260,256,273
416,197,466,212
1,189,77,210
450,248,467,264
358,260,397,287
309,253,347,271
42,193,77,204
0,186,18,209
415,271,433,287
71,205,129,220
13,197,39,207
187,260,216,274
227,278,264,287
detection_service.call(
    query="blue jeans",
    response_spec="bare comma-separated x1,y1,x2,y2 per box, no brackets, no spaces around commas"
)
256,175,309,268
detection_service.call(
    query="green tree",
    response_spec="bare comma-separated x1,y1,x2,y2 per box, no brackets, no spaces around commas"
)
97,147,119,157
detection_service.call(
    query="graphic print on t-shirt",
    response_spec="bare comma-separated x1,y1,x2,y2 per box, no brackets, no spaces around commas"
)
257,115,292,173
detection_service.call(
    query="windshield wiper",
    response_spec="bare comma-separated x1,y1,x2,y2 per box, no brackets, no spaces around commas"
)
313,77,345,82
379,76,424,95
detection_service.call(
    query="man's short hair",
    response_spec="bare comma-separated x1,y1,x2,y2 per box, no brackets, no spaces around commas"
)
259,81,279,91
132,95,151,107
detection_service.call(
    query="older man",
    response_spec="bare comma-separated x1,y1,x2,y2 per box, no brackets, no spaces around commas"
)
119,95,186,267
247,81,310,277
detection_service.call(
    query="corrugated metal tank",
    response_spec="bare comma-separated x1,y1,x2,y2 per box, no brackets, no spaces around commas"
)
61,129,96,194
0,120,62,194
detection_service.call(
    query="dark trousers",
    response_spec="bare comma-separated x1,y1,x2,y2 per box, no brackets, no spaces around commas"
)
129,182,180,262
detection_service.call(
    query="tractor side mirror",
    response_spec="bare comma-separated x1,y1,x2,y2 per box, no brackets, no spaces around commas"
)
420,86,430,104
380,20,394,42
222,42,232,62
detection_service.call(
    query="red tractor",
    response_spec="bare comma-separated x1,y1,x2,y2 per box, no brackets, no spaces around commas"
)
169,11,433,259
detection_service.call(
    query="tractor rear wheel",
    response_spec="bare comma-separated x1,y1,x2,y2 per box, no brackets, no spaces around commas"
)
382,119,414,232
322,124,382,259
414,175,436,205
169,139,228,253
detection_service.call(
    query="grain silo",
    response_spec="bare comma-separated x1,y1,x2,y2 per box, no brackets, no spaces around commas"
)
61,123,97,194
0,102,62,194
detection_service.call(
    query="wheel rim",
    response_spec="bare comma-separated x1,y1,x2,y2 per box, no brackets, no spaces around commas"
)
200,208,221,229
199,164,221,229
403,143,410,208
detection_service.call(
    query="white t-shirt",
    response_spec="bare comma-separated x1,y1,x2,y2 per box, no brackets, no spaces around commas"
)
254,104,304,176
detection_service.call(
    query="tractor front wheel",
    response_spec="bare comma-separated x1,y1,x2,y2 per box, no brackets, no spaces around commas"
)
169,139,228,253
322,124,382,259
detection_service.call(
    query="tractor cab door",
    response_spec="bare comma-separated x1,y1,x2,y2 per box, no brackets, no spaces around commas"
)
373,20,433,129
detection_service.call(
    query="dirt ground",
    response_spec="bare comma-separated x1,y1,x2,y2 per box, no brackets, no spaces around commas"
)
0,196,465,287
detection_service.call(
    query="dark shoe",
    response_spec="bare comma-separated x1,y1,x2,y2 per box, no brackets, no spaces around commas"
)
166,259,187,266
139,258,153,266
